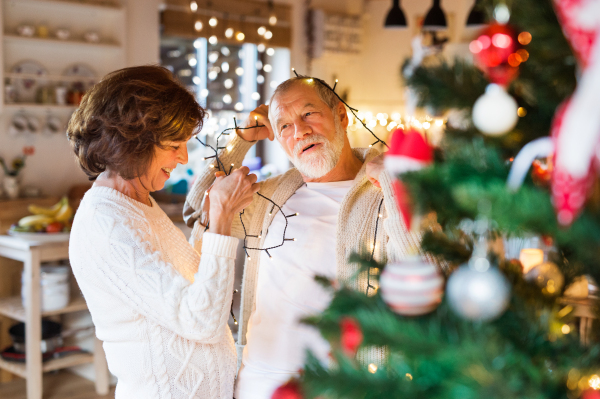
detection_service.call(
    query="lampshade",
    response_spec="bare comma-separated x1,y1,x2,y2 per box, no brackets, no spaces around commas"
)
466,0,486,26
384,0,407,29
423,0,447,31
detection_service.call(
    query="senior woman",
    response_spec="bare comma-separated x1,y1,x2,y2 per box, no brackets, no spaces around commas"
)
66,65,258,399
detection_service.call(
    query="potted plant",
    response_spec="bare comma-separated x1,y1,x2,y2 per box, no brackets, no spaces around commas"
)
0,146,35,199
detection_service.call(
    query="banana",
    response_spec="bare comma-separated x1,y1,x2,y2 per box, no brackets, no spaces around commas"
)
18,214,55,227
28,197,67,217
54,201,73,223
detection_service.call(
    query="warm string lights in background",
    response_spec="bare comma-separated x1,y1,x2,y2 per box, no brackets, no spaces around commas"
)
188,0,277,45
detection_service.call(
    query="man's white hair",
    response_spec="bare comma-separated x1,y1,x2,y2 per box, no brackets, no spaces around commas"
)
268,77,341,135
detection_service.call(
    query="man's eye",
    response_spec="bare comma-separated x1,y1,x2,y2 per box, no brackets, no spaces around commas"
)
281,124,289,130
305,112,313,117
171,146,180,150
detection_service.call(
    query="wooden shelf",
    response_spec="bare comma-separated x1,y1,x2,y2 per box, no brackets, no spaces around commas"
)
5,0,124,13
0,353,94,378
4,35,122,50
3,103,78,111
0,296,88,323
4,72,100,83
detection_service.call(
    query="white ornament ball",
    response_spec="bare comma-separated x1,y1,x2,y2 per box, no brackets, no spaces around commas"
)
447,265,510,321
380,256,444,316
472,84,519,136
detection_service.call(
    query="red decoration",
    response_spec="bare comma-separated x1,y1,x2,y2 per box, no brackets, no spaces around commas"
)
582,389,600,399
549,0,600,226
470,23,520,86
384,128,433,230
271,379,303,399
340,317,363,357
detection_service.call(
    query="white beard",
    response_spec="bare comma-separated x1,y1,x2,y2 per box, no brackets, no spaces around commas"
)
288,117,346,179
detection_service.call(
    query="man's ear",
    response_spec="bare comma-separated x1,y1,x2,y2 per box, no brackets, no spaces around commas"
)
336,101,348,129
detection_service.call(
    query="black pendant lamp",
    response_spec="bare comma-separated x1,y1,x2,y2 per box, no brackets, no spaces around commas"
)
466,0,486,26
423,0,447,31
384,0,407,29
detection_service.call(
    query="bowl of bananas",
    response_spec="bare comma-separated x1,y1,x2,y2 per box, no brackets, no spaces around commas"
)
8,197,73,242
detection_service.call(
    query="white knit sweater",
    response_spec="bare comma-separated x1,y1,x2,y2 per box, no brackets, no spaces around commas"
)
69,186,238,399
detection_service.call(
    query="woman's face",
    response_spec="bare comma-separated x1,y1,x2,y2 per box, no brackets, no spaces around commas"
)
141,139,189,192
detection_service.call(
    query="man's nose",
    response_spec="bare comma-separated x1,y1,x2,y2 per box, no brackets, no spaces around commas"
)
293,120,311,140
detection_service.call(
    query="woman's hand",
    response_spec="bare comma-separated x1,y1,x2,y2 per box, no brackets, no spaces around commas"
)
236,104,274,142
208,166,260,236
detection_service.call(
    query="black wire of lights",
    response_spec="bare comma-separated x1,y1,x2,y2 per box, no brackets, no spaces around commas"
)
196,73,390,299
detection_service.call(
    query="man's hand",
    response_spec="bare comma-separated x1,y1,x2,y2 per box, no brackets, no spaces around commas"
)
366,154,385,189
236,104,275,142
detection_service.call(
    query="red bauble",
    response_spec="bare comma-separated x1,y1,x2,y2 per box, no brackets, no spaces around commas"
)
340,317,363,357
271,380,303,399
581,389,600,399
470,23,520,85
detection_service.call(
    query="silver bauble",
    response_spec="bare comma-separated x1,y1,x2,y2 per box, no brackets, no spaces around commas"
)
447,265,511,321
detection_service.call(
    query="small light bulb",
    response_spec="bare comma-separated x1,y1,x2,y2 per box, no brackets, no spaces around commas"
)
209,17,218,27
378,214,382,218
209,164,214,168
307,78,313,83
258,235,262,239
369,144,373,148
264,30,273,40
225,28,234,38
190,1,198,11
247,256,251,260
293,238,297,241
254,115,258,120
269,15,277,25
257,26,266,36
226,145,233,151
236,32,245,41
368,363,378,374
231,163,234,167
194,21,203,31
234,321,238,325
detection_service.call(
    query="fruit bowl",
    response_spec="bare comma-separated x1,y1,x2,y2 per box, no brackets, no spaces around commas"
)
9,197,73,239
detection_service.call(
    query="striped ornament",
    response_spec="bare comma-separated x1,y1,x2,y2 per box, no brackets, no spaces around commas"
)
379,256,444,316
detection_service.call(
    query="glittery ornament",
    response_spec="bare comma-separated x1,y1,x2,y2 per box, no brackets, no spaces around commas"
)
380,256,444,316
525,262,564,295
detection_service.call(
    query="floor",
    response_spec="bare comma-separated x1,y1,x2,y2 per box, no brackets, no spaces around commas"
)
0,371,114,399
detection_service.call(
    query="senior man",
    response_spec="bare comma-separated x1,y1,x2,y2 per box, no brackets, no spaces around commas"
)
184,77,419,398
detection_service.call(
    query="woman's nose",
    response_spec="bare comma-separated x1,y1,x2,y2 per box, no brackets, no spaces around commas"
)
178,144,189,165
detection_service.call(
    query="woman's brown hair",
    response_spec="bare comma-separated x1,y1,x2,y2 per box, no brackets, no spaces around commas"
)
67,65,205,180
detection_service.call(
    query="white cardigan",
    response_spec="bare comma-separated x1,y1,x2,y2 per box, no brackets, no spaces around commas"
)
69,186,238,399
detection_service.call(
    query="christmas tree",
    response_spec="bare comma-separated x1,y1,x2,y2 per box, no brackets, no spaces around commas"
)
274,0,600,398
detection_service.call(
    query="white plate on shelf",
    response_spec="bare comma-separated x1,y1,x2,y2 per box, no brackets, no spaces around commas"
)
63,63,97,91
10,60,48,103
7,231,70,243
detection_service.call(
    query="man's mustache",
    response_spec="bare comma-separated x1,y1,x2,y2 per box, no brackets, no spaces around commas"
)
293,134,328,157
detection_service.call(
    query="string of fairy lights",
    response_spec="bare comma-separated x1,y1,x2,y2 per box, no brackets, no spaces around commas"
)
196,73,390,300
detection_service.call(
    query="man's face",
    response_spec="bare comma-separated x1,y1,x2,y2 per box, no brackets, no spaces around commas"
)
270,83,346,179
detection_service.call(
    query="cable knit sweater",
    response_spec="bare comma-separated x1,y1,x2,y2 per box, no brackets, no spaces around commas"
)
183,134,421,368
69,186,238,399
